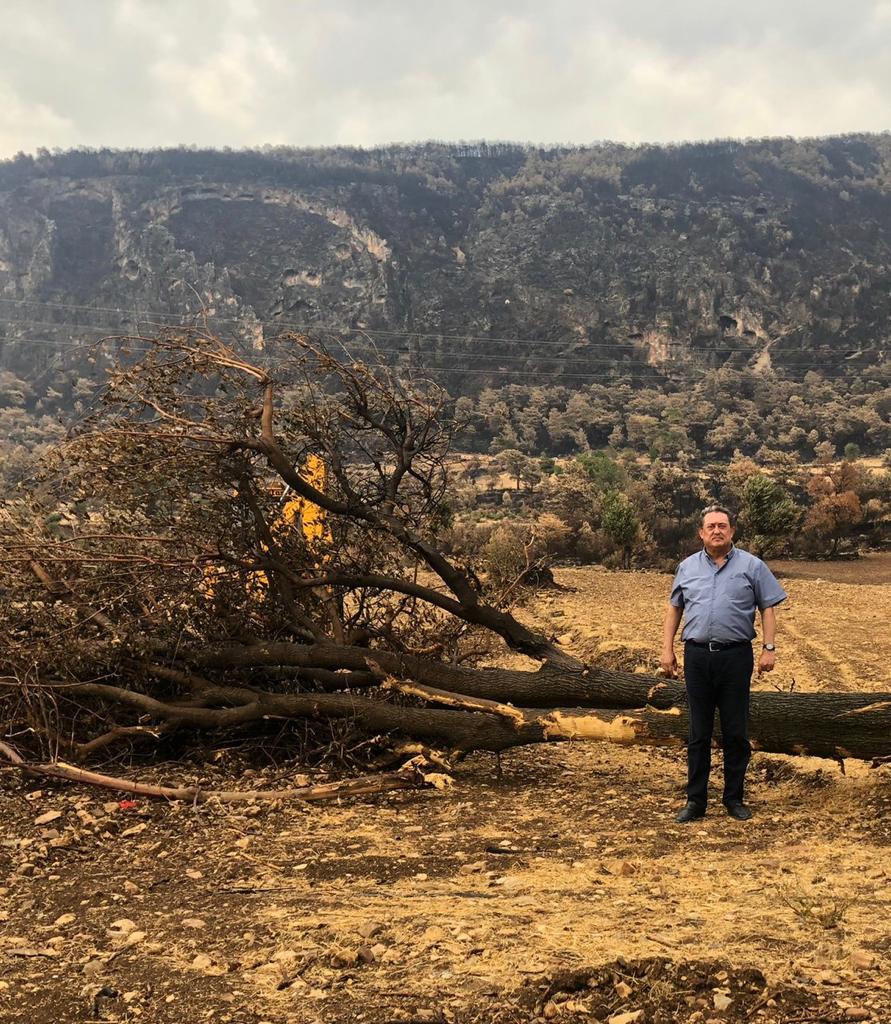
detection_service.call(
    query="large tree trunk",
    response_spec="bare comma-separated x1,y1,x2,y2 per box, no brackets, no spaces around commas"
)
48,664,891,760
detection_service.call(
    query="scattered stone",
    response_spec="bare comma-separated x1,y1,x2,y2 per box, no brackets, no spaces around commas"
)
357,945,376,964
422,926,445,946
108,919,137,935
845,1009,872,1021
182,918,206,929
602,858,637,877
816,969,842,985
191,953,214,971
615,981,633,999
608,1011,644,1024
120,822,147,838
331,947,358,968
53,913,76,927
357,921,383,939
849,950,875,971
713,992,732,1011
125,931,146,947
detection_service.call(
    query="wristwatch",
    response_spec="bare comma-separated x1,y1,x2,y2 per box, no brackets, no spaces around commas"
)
762,643,776,651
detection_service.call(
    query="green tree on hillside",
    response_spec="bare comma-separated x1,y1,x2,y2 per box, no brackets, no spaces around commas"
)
601,489,639,570
576,451,626,492
738,474,799,557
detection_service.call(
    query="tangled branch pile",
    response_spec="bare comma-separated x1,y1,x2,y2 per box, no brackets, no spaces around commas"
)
2,329,889,786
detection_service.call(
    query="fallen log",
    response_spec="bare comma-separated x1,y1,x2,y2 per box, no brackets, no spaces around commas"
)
384,678,891,761
188,643,891,760
18,671,891,761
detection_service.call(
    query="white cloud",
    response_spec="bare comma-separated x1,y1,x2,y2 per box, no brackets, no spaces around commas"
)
0,81,77,155
0,0,889,155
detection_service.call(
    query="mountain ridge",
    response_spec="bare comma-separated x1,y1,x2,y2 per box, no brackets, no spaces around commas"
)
1,134,890,389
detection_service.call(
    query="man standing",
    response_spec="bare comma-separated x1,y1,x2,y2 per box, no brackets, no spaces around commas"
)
661,504,787,823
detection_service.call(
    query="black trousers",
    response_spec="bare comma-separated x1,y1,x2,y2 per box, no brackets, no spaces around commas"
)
683,642,754,807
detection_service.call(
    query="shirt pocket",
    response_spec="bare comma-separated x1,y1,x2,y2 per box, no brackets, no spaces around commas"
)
725,570,755,609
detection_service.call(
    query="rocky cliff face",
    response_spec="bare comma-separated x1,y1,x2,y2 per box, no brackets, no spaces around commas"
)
1,136,889,391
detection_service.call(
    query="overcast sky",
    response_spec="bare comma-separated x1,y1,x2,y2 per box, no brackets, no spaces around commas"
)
2,0,890,158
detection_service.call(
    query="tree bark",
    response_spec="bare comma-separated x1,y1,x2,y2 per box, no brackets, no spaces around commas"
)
39,671,891,760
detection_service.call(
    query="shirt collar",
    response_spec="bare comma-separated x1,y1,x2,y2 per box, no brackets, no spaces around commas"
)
702,543,735,567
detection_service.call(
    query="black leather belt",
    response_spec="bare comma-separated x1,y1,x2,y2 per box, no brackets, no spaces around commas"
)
685,640,751,652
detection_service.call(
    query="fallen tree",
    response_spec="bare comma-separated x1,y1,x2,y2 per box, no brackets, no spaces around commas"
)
2,328,889,782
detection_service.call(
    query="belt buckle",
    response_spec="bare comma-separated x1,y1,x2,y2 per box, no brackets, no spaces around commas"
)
708,641,721,652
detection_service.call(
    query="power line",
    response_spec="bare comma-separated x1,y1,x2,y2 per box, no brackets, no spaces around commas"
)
0,316,885,382
0,338,882,383
0,317,882,375
3,295,884,357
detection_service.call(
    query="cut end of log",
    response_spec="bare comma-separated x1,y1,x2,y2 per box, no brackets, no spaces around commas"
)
541,711,641,744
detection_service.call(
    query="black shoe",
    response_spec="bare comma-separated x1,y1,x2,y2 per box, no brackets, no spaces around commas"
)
675,802,706,823
724,801,753,821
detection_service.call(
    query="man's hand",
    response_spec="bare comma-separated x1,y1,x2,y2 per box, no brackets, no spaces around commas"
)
757,649,776,674
660,649,678,678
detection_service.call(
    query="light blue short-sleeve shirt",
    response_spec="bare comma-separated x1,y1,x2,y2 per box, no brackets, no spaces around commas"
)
669,546,787,643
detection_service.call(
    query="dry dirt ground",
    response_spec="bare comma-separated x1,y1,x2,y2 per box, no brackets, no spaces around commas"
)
2,557,890,1024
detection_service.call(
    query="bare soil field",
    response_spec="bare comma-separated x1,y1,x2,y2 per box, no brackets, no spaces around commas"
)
2,557,890,1024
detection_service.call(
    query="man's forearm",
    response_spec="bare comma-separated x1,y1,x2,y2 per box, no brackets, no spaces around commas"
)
662,604,683,650
761,605,777,646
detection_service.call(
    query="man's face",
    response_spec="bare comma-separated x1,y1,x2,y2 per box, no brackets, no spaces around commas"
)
699,513,734,553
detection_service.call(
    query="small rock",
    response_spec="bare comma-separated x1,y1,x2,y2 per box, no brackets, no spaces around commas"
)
33,811,61,826
125,930,146,947
331,947,357,968
816,969,842,985
422,926,445,946
602,858,637,877
849,950,875,971
615,981,633,999
182,918,206,929
185,869,203,880
609,1011,644,1024
83,959,106,977
191,953,214,971
713,993,732,1011
845,1009,872,1021
120,822,147,838
357,945,376,964
109,918,137,935
53,913,76,927
357,922,383,939
122,881,140,895
413,872,428,881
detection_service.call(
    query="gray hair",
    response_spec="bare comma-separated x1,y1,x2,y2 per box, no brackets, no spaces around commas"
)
699,503,734,527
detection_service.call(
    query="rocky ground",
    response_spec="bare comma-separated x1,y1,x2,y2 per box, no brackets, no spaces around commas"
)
1,558,889,1024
